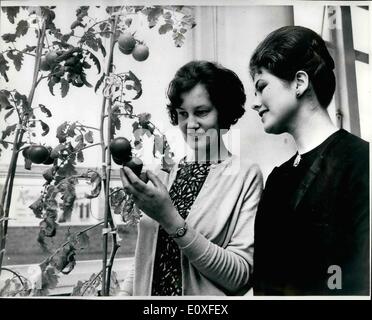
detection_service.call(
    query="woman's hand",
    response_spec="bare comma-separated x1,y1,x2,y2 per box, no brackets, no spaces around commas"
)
120,166,180,229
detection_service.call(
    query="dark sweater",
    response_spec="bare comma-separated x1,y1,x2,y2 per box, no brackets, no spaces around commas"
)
253,129,370,295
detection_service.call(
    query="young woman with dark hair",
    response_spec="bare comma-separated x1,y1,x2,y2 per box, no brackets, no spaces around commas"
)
249,26,369,295
120,60,263,296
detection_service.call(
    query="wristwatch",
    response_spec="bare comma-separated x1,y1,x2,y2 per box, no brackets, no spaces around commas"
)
169,222,188,238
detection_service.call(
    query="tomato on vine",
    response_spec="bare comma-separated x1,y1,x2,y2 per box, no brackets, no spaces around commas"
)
132,44,149,62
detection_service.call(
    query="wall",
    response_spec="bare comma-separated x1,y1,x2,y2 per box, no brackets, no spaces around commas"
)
192,6,298,179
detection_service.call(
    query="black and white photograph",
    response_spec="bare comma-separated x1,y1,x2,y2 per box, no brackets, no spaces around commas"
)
0,0,370,308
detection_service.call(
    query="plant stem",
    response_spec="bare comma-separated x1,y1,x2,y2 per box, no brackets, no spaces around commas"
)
100,15,119,297
80,269,102,296
0,267,28,286
0,20,47,275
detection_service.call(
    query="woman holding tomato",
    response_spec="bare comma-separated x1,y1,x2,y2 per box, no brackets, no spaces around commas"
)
120,61,263,296
249,26,369,295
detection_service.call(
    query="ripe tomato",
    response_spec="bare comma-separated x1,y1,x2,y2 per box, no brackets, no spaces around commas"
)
28,145,50,164
123,157,143,177
22,146,31,159
42,147,55,165
110,137,132,164
118,32,136,51
118,44,133,55
45,51,59,66
132,44,149,62
40,57,51,71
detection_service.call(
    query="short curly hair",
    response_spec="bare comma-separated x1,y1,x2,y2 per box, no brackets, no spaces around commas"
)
249,26,336,108
166,60,246,130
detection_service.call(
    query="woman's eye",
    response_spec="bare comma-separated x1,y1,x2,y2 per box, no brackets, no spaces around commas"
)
177,111,188,118
196,110,209,116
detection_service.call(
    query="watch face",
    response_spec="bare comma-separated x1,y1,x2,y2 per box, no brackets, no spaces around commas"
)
176,228,186,237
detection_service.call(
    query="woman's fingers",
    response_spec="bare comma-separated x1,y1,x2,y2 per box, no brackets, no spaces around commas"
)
123,166,148,193
120,168,136,195
146,170,163,188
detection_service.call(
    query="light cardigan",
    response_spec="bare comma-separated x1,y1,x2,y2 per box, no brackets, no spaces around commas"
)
121,154,263,296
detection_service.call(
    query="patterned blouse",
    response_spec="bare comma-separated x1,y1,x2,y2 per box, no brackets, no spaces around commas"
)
151,159,212,296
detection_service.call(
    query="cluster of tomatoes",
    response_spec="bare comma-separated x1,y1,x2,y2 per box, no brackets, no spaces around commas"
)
117,31,149,62
39,49,87,87
109,137,143,177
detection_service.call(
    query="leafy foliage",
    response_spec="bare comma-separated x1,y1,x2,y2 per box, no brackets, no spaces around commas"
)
71,270,120,296
0,268,31,297
110,187,141,225
0,4,194,296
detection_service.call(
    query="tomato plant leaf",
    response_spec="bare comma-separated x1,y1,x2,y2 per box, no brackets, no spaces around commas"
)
110,187,126,215
42,167,55,183
77,150,84,163
161,143,175,173
77,233,89,250
1,124,17,140
7,50,24,71
58,159,77,177
184,15,196,28
4,108,14,121
41,266,59,290
80,73,92,88
56,121,68,143
22,45,37,53
67,122,77,137
110,109,121,138
39,104,52,117
97,37,106,57
75,134,83,143
172,32,185,47
94,72,105,93
153,134,166,157
0,54,10,82
1,33,17,43
88,51,101,74
48,77,56,96
85,170,102,199
15,20,29,37
14,91,28,109
0,140,9,151
40,120,50,136
0,90,11,110
124,101,133,114
2,7,20,24
146,6,163,28
58,179,77,221
126,71,142,100
29,196,44,218
84,131,94,143
39,217,57,237
60,78,69,98
158,23,173,35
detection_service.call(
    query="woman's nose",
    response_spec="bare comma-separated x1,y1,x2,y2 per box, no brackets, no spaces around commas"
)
251,94,262,111
187,115,199,129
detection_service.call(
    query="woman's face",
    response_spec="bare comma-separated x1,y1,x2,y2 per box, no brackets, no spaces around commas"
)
176,83,220,153
252,68,298,134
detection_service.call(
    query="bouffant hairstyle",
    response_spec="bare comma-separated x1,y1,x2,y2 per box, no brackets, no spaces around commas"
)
249,26,336,108
166,60,246,130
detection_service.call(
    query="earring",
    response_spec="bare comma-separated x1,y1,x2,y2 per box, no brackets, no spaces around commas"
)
296,91,301,98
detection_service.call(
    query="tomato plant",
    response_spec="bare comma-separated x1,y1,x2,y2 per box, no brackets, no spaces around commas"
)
0,5,196,296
